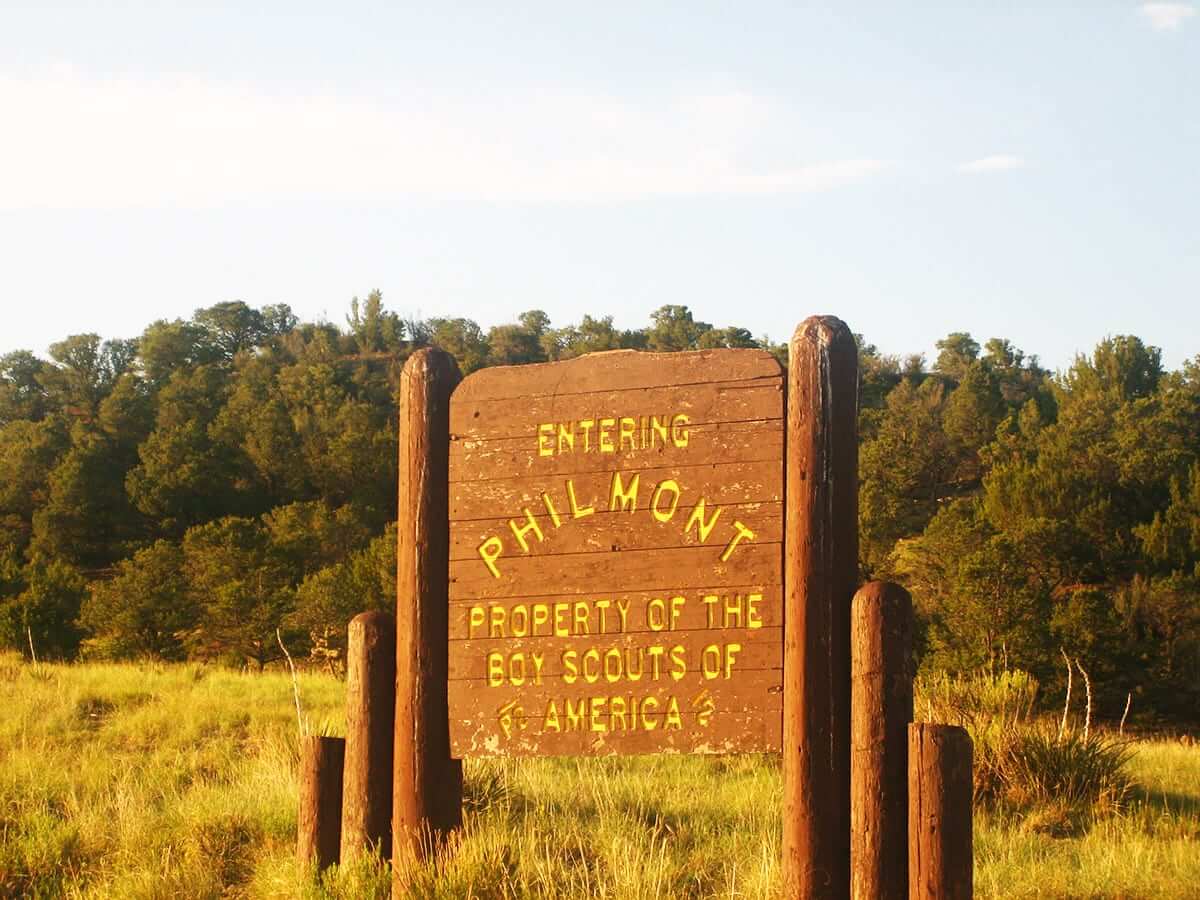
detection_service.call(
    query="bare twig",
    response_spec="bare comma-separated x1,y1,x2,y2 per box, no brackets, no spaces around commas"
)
1120,691,1132,736
26,626,37,666
1075,658,1092,741
1059,647,1073,741
277,628,305,736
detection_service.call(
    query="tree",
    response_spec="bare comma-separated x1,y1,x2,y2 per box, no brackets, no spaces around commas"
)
0,350,50,423
181,517,294,668
80,541,194,660
192,301,268,360
0,556,86,659
426,317,489,373
933,332,980,382
647,305,711,351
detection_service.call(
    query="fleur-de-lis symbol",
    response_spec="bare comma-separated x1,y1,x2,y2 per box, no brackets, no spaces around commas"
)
497,700,524,738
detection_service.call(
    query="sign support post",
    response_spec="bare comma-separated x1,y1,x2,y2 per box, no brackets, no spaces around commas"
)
783,316,859,898
393,348,463,888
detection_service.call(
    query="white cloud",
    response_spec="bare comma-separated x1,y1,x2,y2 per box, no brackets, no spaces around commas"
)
1140,3,1196,30
0,67,888,209
957,155,1026,174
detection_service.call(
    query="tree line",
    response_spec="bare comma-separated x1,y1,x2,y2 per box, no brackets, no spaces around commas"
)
1,296,1196,722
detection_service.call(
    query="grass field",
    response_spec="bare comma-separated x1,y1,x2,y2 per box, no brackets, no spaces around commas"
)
1,655,1196,899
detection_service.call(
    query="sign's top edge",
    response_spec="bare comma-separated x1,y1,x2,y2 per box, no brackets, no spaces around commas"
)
453,347,783,401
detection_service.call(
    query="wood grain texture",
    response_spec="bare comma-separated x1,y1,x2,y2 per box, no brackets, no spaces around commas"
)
451,348,782,402
908,724,974,900
341,611,396,862
851,582,914,900
782,315,859,900
448,348,785,757
393,349,463,879
297,736,344,872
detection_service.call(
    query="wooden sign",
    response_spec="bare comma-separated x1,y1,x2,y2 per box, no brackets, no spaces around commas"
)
447,349,784,756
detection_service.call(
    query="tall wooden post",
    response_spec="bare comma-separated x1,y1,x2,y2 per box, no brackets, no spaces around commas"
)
851,581,913,900
908,724,973,900
342,610,397,861
393,348,463,886
297,735,345,872
784,316,858,898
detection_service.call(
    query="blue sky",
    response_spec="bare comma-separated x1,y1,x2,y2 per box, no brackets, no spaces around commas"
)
1,2,1196,370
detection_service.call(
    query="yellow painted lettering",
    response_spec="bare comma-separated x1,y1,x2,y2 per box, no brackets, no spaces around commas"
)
511,604,529,637
566,699,585,731
599,417,616,453
615,599,631,631
647,645,665,680
610,696,628,731
641,696,660,730
647,598,667,632
532,603,550,635
582,648,601,684
544,700,561,732
541,492,563,528
723,594,743,628
702,594,718,628
590,697,608,732
603,648,623,683
670,595,685,630
553,602,570,637
487,652,505,687
670,645,687,681
562,649,578,685
508,508,544,554
478,536,503,579
489,606,506,638
578,419,595,452
650,479,681,523
566,479,595,518
468,605,486,638
685,498,722,543
670,414,690,448
572,601,590,634
557,422,575,454
720,520,756,561
619,417,637,450
531,652,545,685
701,644,721,679
725,643,742,679
748,593,763,629
537,423,554,457
609,471,640,513
650,416,668,448
665,696,683,730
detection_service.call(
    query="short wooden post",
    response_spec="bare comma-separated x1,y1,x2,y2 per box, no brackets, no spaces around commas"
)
908,724,973,900
341,611,396,861
393,348,463,887
297,735,345,872
851,581,913,900
783,316,859,898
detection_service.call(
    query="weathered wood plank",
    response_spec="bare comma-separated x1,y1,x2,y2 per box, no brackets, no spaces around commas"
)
451,420,782,482
449,502,782,561
449,458,782,522
452,707,782,757
448,626,782,680
451,381,781,441
449,669,782,719
448,585,784,638
449,541,782,601
452,348,783,403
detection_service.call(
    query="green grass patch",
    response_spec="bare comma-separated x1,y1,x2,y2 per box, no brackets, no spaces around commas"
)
0,654,1196,898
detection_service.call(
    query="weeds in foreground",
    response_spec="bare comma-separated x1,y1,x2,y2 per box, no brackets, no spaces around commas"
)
0,654,1196,898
